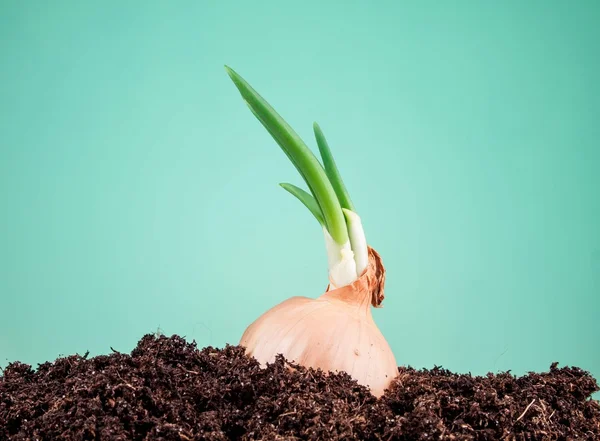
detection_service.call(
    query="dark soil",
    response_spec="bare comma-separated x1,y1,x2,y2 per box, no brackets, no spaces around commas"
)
1,334,598,440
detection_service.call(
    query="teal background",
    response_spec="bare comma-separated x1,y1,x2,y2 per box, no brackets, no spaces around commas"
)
1,1,599,397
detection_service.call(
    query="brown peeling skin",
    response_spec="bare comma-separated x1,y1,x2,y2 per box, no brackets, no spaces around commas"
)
366,246,386,307
323,246,386,308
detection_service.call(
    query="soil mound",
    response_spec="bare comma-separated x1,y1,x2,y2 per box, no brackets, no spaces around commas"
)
1,334,598,440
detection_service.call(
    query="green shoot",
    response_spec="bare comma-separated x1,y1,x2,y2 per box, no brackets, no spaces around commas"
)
313,122,356,212
225,66,349,245
279,183,325,227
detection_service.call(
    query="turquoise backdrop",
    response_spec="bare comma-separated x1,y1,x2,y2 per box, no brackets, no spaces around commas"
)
1,1,598,397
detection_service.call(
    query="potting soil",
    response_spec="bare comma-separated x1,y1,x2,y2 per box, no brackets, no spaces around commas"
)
1,334,598,440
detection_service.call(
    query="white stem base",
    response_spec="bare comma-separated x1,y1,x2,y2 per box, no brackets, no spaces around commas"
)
343,209,369,277
323,227,357,289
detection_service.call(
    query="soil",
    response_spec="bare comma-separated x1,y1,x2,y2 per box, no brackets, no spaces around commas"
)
1,334,598,440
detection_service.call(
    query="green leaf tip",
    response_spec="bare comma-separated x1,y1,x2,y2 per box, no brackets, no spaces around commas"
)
313,122,356,212
280,183,326,227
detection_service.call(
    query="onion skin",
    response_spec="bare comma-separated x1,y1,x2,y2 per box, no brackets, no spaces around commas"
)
239,247,398,397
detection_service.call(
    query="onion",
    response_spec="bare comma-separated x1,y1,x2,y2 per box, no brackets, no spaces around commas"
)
225,66,399,397
240,247,398,397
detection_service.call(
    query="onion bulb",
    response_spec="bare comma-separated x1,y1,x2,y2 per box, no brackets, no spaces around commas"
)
240,247,398,397
225,65,399,397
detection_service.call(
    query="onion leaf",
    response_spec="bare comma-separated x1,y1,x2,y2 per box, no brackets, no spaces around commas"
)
225,66,349,245
280,183,325,227
313,122,356,212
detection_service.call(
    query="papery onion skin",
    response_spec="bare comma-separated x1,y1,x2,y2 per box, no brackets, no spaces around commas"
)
239,247,398,398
